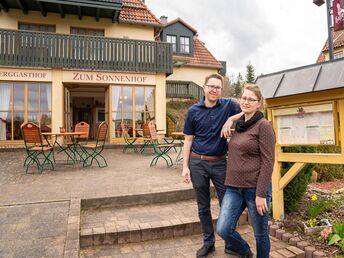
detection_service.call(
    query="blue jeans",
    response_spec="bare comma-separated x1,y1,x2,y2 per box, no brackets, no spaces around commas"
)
190,157,227,246
216,185,272,258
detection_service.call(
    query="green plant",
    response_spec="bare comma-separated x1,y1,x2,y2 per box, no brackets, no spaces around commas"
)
328,223,344,253
307,193,342,220
314,146,344,182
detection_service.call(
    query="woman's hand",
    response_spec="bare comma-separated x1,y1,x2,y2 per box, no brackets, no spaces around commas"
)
256,196,268,216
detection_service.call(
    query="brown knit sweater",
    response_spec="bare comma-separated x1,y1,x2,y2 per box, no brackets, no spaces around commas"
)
225,118,275,198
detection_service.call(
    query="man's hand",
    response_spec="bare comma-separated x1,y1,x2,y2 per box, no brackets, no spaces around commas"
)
256,196,268,216
221,119,234,138
182,167,191,184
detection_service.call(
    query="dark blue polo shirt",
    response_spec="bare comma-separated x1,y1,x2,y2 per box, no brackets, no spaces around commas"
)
183,98,241,156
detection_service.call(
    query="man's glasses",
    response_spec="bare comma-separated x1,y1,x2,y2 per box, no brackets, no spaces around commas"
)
240,96,259,104
205,85,222,91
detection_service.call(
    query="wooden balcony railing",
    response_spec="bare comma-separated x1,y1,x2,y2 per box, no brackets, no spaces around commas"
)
166,80,203,100
0,29,173,74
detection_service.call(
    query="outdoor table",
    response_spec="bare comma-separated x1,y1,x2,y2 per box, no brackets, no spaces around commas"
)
171,132,184,164
42,132,87,164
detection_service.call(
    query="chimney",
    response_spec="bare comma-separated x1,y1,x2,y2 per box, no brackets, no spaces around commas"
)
160,15,168,24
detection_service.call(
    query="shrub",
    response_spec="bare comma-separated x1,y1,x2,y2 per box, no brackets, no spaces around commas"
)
282,146,314,213
314,146,344,182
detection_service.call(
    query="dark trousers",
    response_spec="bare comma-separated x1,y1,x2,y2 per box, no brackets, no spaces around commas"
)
189,157,227,245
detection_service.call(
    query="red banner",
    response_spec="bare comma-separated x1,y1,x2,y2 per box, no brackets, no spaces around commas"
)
334,0,344,31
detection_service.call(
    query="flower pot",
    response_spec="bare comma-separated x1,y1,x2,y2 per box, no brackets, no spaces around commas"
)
59,127,66,133
302,219,332,235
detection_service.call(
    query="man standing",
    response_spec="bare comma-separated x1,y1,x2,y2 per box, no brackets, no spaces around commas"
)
182,73,241,257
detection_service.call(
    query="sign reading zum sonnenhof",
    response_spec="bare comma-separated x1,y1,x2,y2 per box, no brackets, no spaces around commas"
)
63,71,156,85
0,68,52,81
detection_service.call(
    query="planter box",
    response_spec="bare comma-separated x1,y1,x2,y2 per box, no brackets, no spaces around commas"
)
302,219,332,235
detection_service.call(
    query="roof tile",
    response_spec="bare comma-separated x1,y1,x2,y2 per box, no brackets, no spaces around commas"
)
119,0,161,26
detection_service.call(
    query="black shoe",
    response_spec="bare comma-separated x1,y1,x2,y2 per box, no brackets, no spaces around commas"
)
225,248,253,258
196,244,215,257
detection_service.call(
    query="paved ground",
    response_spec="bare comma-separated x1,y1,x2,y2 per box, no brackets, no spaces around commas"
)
80,225,290,258
0,149,189,206
0,148,301,257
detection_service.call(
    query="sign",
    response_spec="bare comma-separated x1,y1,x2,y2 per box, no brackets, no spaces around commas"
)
63,71,156,85
334,0,344,31
0,68,52,82
274,103,336,145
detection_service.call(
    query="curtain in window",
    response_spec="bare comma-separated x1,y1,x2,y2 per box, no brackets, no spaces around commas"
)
0,84,11,140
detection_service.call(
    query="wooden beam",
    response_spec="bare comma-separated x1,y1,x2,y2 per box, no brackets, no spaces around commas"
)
277,152,344,164
0,0,9,12
16,0,28,14
77,6,82,20
112,10,120,23
36,1,47,16
58,3,64,18
279,162,306,190
95,8,100,22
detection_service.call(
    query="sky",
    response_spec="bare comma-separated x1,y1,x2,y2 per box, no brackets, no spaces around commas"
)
146,0,329,79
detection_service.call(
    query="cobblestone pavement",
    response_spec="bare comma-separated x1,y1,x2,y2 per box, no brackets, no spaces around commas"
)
80,225,290,258
0,201,69,258
0,149,189,206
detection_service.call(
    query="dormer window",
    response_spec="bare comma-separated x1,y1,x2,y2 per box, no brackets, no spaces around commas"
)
166,35,177,52
180,36,190,53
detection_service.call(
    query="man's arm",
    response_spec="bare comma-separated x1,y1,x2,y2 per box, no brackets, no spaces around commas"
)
182,135,194,184
221,112,243,138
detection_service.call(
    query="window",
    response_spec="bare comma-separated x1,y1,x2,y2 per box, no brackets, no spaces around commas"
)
334,51,343,59
180,36,190,53
0,82,52,141
111,86,155,138
18,22,56,32
166,35,177,52
70,27,105,61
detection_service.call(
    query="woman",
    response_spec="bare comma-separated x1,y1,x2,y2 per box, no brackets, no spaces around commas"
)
217,84,275,258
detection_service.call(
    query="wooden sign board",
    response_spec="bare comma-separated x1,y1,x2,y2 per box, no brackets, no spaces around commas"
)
273,102,337,145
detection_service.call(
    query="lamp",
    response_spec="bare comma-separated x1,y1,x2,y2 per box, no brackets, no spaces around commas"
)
313,0,334,60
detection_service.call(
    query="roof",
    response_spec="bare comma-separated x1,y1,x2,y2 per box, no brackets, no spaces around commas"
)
163,17,197,34
255,58,344,99
119,0,161,27
316,30,344,63
172,37,222,69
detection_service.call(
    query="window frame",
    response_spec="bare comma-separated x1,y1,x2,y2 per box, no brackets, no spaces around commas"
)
166,34,177,52
180,36,190,53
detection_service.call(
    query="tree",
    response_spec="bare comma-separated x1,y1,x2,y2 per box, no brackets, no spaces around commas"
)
221,75,234,97
245,62,256,83
233,73,244,98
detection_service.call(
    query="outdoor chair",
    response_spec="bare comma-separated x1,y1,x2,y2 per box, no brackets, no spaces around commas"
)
80,121,108,168
147,121,176,167
21,122,54,173
66,121,90,160
121,122,138,153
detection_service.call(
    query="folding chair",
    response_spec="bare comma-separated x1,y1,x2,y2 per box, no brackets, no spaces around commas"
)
21,122,54,173
66,121,90,161
121,122,138,153
148,121,176,167
80,122,108,168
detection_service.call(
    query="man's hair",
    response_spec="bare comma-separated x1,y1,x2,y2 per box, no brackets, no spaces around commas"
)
204,73,224,86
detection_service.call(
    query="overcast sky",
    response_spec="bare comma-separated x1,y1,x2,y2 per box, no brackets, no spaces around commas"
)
146,0,328,78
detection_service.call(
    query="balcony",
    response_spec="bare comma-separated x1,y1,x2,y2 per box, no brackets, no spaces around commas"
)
0,29,173,74
166,80,203,100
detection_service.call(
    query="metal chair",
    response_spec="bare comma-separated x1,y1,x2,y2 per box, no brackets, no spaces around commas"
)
67,121,90,160
21,122,54,173
80,122,108,168
148,121,176,167
121,122,138,153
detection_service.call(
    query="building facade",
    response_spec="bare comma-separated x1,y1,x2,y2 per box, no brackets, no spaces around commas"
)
317,30,344,62
0,0,172,144
159,17,224,100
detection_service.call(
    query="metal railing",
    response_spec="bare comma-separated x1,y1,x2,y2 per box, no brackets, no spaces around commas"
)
0,29,172,74
166,80,203,100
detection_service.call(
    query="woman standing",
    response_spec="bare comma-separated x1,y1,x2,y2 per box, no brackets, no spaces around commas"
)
217,84,275,258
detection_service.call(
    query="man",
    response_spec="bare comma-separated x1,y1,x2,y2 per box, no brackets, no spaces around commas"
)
182,73,242,258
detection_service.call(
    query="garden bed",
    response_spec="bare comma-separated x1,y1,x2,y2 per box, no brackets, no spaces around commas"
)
280,181,344,257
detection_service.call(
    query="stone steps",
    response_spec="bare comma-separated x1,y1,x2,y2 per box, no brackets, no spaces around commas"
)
80,196,248,247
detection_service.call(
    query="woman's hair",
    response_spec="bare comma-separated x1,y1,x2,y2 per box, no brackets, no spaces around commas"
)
243,83,266,109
